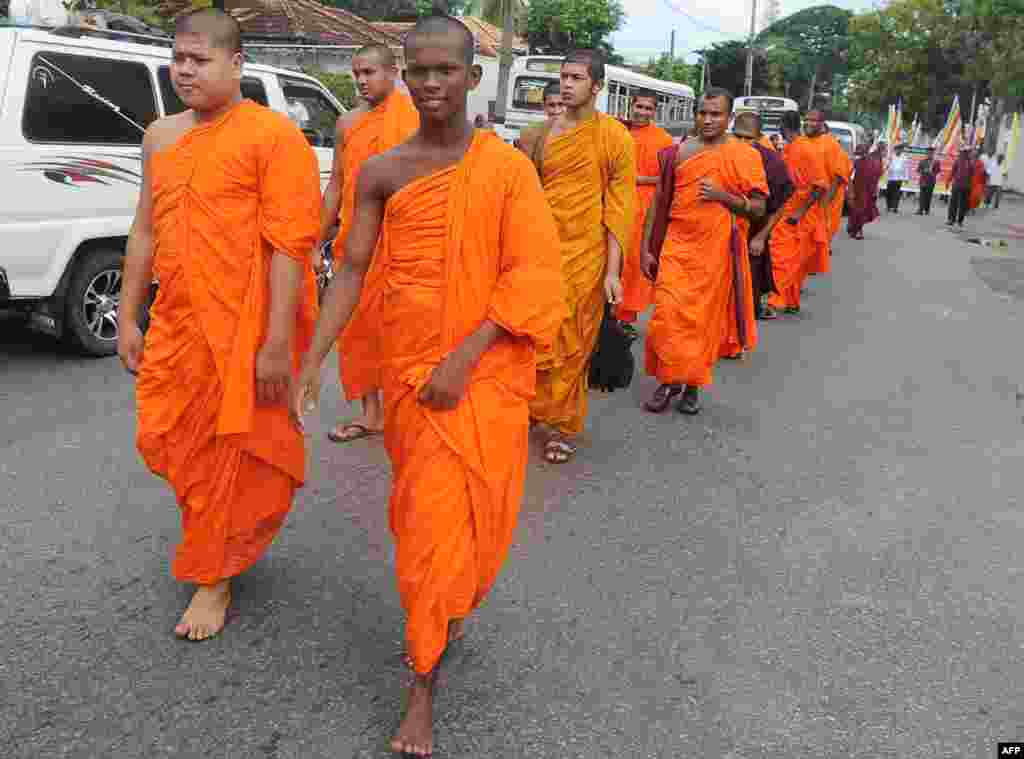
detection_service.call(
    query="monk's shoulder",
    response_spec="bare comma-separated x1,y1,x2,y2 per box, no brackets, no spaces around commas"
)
143,111,194,155
599,113,634,145
518,122,545,150
479,135,538,184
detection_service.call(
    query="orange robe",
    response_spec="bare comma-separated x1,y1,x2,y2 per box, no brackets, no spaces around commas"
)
821,135,852,242
348,132,565,674
617,122,673,323
968,159,987,210
529,113,636,436
646,139,767,387
137,101,320,584
334,90,419,401
768,136,828,311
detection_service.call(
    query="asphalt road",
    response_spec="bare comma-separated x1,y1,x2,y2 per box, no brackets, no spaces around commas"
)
4,198,1024,759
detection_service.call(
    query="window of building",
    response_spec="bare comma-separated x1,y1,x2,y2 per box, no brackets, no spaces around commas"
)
157,67,269,116
23,53,157,144
280,78,340,147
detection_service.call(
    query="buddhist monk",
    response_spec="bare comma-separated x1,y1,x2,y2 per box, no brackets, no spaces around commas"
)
517,49,636,463
118,9,321,641
290,16,565,756
732,111,794,321
766,110,828,316
805,110,850,272
617,88,673,325
543,80,565,119
847,143,882,239
639,88,767,415
968,151,988,213
312,44,419,444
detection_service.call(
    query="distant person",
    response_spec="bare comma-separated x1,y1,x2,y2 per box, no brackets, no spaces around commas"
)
885,144,909,212
542,80,565,119
946,146,974,230
916,146,939,215
847,144,882,239
968,150,988,213
986,153,1005,208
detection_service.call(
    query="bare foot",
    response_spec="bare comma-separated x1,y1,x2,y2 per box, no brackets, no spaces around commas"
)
391,672,435,756
174,581,231,641
403,619,465,670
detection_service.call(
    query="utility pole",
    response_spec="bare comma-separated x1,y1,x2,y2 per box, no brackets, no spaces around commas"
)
669,29,676,61
744,0,758,97
493,0,515,126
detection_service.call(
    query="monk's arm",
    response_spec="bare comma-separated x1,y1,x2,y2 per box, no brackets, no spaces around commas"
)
789,184,824,223
315,117,348,247
751,203,790,246
120,130,156,337
825,175,842,205
265,254,303,350
303,163,385,367
637,175,659,186
640,188,658,256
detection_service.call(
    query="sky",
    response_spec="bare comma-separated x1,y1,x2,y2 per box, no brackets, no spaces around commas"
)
611,0,878,64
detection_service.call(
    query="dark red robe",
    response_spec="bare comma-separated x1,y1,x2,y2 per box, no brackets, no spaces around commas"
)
847,154,882,237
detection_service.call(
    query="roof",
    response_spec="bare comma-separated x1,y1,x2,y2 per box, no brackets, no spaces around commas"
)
157,0,405,46
370,16,526,58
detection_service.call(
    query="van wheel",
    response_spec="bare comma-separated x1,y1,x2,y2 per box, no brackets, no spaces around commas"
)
64,248,125,357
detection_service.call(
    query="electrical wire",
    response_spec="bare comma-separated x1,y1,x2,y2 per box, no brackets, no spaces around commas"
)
660,0,739,37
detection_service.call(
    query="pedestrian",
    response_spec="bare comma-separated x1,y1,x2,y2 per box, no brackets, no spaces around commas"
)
291,17,566,756
517,49,636,463
916,146,939,215
986,153,1005,208
767,110,828,314
732,111,794,321
885,144,909,212
314,44,419,445
968,151,988,213
847,143,882,239
617,88,673,326
806,111,851,270
542,80,565,119
117,9,322,641
640,87,767,416
946,146,974,230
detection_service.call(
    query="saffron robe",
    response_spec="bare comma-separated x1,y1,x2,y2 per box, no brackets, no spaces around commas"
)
968,159,987,210
768,136,829,311
335,90,420,400
749,141,794,300
350,132,565,674
528,113,636,436
822,135,852,241
137,101,321,584
617,122,673,322
646,139,767,386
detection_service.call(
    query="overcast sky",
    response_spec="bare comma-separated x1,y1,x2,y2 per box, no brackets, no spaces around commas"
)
612,0,879,64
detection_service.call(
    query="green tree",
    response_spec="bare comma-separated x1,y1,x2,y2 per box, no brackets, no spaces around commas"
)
645,54,695,85
697,40,769,98
303,67,358,109
525,0,626,54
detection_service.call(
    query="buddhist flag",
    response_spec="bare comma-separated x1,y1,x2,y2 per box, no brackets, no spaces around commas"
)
1007,111,1021,174
935,95,961,151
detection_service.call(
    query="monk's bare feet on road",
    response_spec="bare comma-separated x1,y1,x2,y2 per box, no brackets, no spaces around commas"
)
391,671,436,756
174,580,231,641
403,619,465,669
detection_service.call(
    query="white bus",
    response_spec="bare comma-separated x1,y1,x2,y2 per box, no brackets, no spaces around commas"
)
732,95,799,136
495,55,695,144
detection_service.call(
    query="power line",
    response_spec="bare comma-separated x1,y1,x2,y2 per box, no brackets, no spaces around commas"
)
660,0,740,37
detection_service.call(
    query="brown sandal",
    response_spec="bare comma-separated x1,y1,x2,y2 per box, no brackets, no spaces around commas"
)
643,384,682,413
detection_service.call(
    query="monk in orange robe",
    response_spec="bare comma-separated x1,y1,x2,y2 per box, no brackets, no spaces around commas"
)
640,89,767,416
517,49,636,463
767,110,828,315
118,10,321,641
617,89,673,324
805,110,850,273
968,155,988,211
313,45,419,443
292,18,565,756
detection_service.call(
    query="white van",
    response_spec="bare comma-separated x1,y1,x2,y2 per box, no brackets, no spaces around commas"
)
826,120,868,158
0,24,344,356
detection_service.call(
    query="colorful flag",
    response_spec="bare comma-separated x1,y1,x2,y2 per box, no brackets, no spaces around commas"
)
1007,111,1021,175
935,95,961,150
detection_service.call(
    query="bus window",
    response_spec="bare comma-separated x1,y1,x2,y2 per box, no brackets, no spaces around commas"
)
512,76,551,112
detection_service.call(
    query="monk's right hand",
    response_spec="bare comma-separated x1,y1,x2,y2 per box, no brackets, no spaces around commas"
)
290,361,321,432
118,323,144,376
749,236,766,257
640,250,658,282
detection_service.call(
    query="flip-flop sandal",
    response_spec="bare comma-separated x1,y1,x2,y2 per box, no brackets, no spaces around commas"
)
327,423,381,444
643,384,682,413
544,440,577,464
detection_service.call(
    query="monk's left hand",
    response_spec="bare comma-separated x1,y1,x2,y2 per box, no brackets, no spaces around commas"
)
419,353,471,411
256,341,292,405
604,275,623,306
698,179,727,204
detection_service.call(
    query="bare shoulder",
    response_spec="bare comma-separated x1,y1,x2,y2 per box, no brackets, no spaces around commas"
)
338,104,368,135
143,112,195,156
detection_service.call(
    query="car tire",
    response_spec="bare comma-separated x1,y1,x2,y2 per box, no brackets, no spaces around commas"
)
64,247,126,357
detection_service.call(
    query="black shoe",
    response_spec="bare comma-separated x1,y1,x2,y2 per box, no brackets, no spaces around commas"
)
676,386,702,415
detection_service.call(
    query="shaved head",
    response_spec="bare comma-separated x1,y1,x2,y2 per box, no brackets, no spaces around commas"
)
404,15,475,66
355,43,397,69
174,8,242,54
733,111,761,136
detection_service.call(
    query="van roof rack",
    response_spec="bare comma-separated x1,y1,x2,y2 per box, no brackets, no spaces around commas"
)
50,24,173,48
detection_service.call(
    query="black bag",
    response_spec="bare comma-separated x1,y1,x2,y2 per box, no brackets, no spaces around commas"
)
587,305,637,392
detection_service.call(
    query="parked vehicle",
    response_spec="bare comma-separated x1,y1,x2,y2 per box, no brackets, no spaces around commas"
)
731,95,799,137
826,120,869,157
494,55,696,144
0,23,344,356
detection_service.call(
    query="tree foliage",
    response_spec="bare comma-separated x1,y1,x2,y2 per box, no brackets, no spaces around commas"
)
303,67,357,108
525,0,626,55
645,54,696,87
